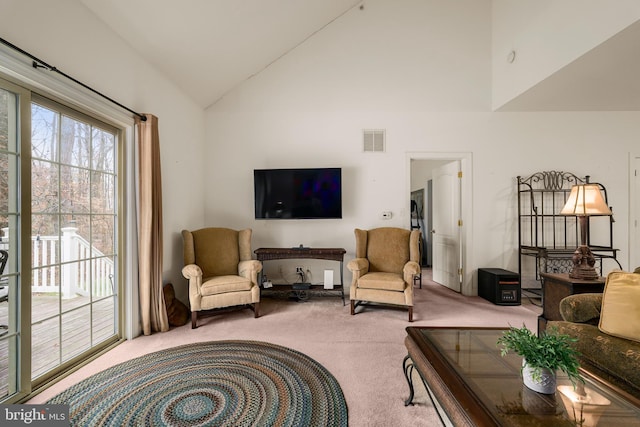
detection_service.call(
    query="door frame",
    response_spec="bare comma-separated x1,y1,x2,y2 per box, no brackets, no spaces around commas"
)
406,151,474,296
630,152,640,271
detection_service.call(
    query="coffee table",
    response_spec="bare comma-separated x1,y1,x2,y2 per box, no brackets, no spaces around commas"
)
404,327,640,426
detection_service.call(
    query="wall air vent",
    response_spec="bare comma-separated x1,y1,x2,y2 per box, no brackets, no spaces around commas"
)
363,129,385,152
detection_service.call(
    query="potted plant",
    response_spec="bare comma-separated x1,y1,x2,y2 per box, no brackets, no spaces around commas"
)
497,325,582,394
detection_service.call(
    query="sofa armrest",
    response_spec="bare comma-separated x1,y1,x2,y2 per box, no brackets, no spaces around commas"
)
559,293,603,324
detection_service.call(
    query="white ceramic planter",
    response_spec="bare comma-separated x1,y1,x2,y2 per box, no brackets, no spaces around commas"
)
522,359,557,394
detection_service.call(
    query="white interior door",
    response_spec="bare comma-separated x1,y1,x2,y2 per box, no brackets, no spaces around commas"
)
432,161,461,292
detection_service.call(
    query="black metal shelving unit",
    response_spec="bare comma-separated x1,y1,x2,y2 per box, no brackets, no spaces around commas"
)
517,171,620,301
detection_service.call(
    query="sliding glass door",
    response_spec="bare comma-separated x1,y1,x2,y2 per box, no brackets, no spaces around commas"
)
30,96,120,385
0,80,28,400
0,76,122,402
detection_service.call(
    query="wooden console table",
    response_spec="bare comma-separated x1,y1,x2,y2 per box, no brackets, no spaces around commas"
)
254,247,346,305
538,272,606,332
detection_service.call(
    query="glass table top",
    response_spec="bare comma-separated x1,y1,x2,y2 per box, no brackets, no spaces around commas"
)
409,327,640,427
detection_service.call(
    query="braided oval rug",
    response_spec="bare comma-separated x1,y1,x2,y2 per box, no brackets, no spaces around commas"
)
48,340,348,427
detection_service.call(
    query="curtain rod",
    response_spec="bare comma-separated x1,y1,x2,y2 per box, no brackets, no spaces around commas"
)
0,37,147,122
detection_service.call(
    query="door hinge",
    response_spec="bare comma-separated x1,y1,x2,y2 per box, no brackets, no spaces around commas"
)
458,219,463,227
458,171,463,178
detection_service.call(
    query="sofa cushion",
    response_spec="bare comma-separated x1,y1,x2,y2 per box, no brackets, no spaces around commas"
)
550,320,640,399
599,271,640,343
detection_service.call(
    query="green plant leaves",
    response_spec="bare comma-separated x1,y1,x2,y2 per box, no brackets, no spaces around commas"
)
497,324,583,387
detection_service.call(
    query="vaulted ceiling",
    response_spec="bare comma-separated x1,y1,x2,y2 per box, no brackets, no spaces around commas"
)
81,1,640,111
81,0,362,108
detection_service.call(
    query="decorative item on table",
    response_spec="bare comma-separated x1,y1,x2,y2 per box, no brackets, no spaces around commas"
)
560,184,613,280
497,325,582,394
558,382,611,427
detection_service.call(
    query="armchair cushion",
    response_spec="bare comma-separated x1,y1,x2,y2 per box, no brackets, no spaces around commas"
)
359,228,411,273
190,228,241,277
201,276,253,296
183,228,254,278
357,272,405,292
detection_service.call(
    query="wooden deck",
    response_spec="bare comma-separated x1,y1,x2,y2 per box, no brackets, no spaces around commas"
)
0,293,116,399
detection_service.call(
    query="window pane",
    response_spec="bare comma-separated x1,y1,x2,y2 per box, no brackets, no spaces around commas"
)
31,266,60,324
91,215,114,256
91,171,115,214
92,128,115,173
92,256,115,298
60,115,90,168
31,104,58,162
61,307,91,362
32,159,59,214
31,317,60,379
93,298,115,344
32,213,60,249
60,165,89,214
0,152,10,215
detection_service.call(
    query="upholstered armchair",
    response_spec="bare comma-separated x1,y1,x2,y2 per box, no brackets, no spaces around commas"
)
181,227,262,329
347,227,421,322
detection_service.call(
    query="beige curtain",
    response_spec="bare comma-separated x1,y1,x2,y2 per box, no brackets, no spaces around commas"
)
136,114,169,335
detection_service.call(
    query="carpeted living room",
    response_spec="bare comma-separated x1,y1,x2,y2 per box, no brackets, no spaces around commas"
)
2,0,640,426
27,273,542,426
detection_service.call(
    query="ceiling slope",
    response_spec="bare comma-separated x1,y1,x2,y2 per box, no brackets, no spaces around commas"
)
497,20,640,111
81,0,362,108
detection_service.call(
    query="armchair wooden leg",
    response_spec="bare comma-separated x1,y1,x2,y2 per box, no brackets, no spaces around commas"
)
191,311,198,329
408,307,413,322
254,302,260,318
350,300,355,315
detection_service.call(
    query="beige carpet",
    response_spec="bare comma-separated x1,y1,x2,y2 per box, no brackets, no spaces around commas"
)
29,273,541,426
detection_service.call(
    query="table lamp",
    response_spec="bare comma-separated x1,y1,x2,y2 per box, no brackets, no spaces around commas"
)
560,184,612,280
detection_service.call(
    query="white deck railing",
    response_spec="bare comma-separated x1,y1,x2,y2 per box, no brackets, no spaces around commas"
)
1,227,114,299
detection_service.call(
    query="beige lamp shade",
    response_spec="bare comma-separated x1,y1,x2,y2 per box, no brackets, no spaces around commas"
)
560,184,612,216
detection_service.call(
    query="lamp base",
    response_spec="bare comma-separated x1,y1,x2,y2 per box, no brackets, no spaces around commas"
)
568,245,600,280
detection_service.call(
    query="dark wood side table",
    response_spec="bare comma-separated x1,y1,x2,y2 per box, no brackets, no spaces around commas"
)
538,272,605,333
254,247,346,305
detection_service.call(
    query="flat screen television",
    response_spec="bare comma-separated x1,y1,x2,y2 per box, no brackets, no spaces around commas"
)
254,168,342,219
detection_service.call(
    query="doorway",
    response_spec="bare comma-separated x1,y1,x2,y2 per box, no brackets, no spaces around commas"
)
632,154,640,270
407,152,473,295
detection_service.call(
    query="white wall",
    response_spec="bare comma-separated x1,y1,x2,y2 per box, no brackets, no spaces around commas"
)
1,0,206,303
206,0,640,295
492,0,640,110
4,0,635,300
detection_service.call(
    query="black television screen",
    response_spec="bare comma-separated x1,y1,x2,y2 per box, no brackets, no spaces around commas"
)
254,168,342,219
